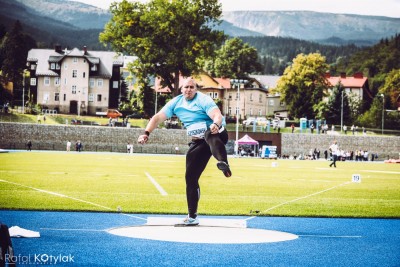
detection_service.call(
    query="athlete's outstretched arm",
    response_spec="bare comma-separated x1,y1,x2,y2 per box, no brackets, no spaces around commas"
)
138,112,168,144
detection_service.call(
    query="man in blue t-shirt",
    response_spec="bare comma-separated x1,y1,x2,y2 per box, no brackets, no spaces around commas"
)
138,77,231,225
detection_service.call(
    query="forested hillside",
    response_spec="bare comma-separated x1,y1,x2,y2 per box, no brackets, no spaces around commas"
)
241,36,362,75
335,34,400,95
0,0,106,50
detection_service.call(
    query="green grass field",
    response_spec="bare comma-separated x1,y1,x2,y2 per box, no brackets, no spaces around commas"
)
0,151,399,218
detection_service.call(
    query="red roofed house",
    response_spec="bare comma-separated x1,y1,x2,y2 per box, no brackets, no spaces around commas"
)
325,72,372,102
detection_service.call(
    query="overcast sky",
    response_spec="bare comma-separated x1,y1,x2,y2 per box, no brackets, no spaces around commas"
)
75,0,400,18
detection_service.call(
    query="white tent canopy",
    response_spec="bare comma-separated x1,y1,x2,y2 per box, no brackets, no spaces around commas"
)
235,134,259,156
235,134,259,145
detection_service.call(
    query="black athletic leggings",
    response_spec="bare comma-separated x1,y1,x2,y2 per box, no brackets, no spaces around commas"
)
185,129,229,218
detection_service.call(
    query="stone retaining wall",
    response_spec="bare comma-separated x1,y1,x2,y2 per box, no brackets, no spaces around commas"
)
281,133,399,160
0,122,399,159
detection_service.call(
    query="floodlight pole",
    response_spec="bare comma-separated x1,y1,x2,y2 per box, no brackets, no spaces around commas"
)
230,79,247,156
340,90,343,133
155,91,158,114
22,70,25,114
381,93,384,135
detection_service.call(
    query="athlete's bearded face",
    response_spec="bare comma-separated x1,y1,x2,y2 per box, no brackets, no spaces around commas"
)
181,78,197,100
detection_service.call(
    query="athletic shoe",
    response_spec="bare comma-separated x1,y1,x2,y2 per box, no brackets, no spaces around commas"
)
217,161,232,177
182,216,199,226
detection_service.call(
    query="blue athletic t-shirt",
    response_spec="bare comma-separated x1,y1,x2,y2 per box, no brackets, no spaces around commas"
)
160,91,225,129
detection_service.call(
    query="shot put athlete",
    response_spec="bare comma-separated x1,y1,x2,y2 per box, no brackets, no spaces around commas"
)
138,77,231,225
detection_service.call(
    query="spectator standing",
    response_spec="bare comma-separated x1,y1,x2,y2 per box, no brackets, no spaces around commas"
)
76,140,82,152
66,140,71,152
329,141,339,168
26,140,32,151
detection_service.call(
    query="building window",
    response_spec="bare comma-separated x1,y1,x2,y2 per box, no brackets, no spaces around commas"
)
97,79,103,87
50,63,56,70
258,109,262,116
30,78,36,86
44,77,50,86
97,94,102,102
229,94,232,99
64,78,67,85
113,81,118,89
54,77,60,86
91,65,97,71
55,93,60,101
259,94,262,103
63,94,66,101
269,99,274,106
72,70,77,78
213,92,218,99
88,93,94,102
73,57,78,63
56,63,60,70
83,72,86,78
43,92,49,104
250,93,253,101
31,64,36,70
280,101,285,107
72,85,77,94
228,107,232,115
89,78,95,88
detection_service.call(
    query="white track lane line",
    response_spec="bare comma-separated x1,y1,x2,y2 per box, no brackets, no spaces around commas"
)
144,172,168,196
245,181,352,221
0,179,113,210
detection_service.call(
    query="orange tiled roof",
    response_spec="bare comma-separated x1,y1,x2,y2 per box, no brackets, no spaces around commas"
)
326,75,368,88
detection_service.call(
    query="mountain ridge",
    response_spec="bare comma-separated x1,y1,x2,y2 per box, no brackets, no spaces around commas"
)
221,11,400,42
6,0,400,44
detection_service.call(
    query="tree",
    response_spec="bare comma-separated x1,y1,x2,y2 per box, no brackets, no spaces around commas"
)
276,53,329,119
0,20,36,104
324,82,351,125
357,69,400,130
205,37,262,78
379,69,400,110
99,0,225,96
0,21,36,82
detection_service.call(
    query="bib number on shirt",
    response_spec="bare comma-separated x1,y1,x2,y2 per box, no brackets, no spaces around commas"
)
187,121,207,138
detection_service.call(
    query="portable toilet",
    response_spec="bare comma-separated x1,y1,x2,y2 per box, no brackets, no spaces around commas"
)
300,118,307,133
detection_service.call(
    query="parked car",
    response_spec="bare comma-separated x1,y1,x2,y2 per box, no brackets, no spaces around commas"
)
71,119,82,125
243,117,268,126
126,113,143,119
256,117,268,126
106,109,122,119
164,115,180,129
225,115,237,123
243,117,257,126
